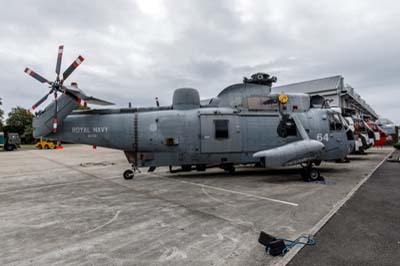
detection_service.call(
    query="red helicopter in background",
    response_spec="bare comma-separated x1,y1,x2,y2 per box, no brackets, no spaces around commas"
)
366,122,387,147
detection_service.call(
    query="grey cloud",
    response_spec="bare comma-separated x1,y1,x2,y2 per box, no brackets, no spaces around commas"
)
0,0,399,124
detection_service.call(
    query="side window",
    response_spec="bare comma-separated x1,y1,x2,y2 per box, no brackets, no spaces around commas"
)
333,114,343,130
329,115,335,131
214,120,229,139
328,113,343,131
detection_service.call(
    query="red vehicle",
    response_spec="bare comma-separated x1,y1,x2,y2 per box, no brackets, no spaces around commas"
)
366,122,387,146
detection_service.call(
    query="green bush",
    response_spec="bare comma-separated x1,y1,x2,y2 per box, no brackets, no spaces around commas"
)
394,143,400,150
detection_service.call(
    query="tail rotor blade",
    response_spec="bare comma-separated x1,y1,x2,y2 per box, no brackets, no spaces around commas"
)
24,68,50,84
62,55,84,81
55,45,64,78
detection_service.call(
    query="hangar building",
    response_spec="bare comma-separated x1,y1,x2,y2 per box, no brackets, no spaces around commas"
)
272,75,378,120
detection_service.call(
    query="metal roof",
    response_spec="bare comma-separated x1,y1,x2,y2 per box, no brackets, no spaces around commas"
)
272,75,343,94
271,75,379,119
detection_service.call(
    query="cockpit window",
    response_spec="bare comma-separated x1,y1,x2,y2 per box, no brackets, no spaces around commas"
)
244,96,279,112
329,113,343,131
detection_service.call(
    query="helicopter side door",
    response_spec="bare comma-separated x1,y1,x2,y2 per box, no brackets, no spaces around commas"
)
200,115,242,153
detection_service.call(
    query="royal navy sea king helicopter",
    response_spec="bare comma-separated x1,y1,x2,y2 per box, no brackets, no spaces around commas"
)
25,46,354,182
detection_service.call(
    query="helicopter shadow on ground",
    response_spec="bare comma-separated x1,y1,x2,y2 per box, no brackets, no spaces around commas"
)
166,166,348,184
347,156,371,161
363,150,389,155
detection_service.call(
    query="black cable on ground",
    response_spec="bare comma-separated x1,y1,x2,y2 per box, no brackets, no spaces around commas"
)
258,231,316,257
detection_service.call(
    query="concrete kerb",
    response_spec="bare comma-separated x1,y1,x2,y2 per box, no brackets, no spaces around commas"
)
272,150,394,266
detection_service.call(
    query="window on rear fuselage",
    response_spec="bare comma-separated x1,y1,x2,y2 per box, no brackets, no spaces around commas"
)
214,120,229,139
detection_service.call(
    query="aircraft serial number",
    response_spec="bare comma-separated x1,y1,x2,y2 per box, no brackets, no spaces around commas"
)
316,133,329,142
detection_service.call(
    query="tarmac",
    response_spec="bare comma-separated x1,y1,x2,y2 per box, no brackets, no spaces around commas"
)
289,149,400,266
0,145,393,266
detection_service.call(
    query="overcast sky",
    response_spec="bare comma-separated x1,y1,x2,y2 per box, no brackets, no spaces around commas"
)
1,0,399,123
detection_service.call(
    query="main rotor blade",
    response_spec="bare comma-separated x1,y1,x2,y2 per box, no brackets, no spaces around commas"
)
31,89,53,110
24,68,50,84
61,86,114,106
55,45,64,78
53,91,58,133
84,96,114,106
61,85,82,103
62,55,84,81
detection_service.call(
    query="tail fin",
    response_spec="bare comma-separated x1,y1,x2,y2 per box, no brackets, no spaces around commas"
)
32,94,79,138
32,87,114,138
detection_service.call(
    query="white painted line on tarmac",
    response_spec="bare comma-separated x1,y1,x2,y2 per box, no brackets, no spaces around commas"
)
167,178,299,207
86,210,121,233
272,151,394,266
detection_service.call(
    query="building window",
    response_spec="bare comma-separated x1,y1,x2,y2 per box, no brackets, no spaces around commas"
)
214,120,229,139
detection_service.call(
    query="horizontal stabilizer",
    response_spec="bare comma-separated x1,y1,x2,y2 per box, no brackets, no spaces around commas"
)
253,140,325,167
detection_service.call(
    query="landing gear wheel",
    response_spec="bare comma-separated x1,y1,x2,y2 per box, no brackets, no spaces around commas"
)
309,168,320,181
301,166,320,182
123,169,134,180
229,166,236,174
223,164,235,174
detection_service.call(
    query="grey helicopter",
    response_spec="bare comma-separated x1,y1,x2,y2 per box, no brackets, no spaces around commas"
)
25,46,354,182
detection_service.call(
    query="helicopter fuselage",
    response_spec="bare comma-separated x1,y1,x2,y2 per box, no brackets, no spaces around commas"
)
51,106,351,168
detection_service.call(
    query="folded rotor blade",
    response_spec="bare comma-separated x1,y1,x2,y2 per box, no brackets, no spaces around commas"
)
61,86,114,106
61,87,82,104
84,96,114,106
62,84,80,93
53,91,58,132
31,89,53,110
55,45,64,78
62,55,84,81
24,68,50,84
52,117,58,133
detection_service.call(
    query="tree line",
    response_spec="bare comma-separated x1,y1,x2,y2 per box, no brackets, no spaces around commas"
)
0,106,34,144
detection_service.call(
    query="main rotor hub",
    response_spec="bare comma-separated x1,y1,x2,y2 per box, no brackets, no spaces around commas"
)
243,72,277,86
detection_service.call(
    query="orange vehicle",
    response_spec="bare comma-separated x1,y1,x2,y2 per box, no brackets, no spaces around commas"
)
35,137,63,149
366,122,387,147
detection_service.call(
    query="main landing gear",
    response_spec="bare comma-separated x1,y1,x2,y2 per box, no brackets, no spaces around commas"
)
221,164,235,174
300,162,322,182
